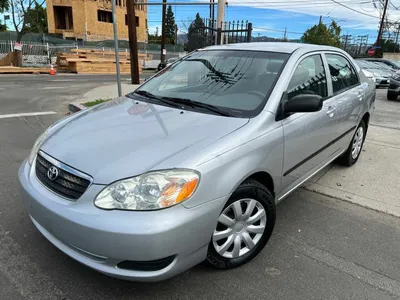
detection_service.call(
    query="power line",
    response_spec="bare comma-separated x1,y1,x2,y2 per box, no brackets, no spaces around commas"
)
329,0,381,19
252,26,303,35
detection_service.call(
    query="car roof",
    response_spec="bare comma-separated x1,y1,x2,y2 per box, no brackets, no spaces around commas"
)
203,42,343,54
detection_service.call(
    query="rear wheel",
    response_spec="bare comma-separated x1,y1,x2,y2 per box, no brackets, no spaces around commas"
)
336,120,366,167
206,179,275,269
387,91,398,100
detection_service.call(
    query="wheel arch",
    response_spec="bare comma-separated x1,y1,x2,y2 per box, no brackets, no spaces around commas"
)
243,171,275,198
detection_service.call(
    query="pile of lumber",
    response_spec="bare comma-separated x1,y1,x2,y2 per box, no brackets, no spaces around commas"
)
0,66,50,74
56,49,152,74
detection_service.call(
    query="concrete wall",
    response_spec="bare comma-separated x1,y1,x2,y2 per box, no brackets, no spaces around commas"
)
46,0,148,42
383,53,400,61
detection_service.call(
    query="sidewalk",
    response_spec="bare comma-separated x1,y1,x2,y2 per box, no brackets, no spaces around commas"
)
69,83,141,112
303,125,400,218
79,83,141,102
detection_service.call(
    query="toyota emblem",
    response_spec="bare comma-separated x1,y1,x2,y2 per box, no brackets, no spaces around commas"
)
47,166,59,181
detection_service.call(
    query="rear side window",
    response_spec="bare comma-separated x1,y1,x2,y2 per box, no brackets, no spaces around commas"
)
287,54,328,100
326,54,359,94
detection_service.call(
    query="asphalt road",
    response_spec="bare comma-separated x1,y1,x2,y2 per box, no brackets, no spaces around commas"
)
1,79,400,299
370,88,400,130
0,73,155,115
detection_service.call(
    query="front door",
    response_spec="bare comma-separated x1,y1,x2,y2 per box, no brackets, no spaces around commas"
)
278,53,341,199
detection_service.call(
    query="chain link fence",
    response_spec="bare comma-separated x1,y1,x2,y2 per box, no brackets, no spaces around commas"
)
0,40,186,68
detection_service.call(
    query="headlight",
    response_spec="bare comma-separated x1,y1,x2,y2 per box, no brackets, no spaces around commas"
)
28,129,49,165
95,170,200,210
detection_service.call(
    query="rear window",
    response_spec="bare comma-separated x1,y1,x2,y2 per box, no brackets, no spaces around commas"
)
130,50,289,118
326,54,359,94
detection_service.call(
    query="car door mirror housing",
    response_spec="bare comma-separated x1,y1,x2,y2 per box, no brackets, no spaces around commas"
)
284,94,323,114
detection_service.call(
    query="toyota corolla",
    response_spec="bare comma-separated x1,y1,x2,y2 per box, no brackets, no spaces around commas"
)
19,42,375,282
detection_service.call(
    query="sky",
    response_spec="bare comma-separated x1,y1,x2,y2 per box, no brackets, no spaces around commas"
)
147,0,400,43
2,0,400,43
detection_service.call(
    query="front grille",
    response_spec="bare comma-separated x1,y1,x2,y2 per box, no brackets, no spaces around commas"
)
35,153,91,200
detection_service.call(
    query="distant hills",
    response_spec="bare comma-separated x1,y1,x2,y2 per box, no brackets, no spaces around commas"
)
175,33,300,45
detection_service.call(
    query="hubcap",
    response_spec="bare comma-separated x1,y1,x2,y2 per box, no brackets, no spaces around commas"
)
351,127,364,159
212,198,267,259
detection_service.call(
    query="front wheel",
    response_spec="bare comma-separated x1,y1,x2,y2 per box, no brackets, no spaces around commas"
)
206,179,276,269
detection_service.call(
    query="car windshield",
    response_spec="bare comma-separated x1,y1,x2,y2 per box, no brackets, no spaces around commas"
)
390,60,400,68
370,61,393,71
128,50,289,117
356,60,379,69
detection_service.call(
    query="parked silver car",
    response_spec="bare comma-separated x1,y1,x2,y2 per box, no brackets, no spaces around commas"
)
355,60,391,87
19,43,375,282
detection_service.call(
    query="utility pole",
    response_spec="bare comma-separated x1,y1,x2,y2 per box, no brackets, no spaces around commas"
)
283,27,287,40
342,34,351,51
112,0,122,96
376,0,389,46
127,0,140,84
216,0,226,45
161,0,167,63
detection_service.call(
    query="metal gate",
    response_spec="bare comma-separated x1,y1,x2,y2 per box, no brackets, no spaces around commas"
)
202,19,253,46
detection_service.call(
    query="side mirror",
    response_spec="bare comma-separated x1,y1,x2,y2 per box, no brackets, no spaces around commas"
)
284,94,323,114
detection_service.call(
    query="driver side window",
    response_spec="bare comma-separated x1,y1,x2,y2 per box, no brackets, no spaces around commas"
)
287,55,328,101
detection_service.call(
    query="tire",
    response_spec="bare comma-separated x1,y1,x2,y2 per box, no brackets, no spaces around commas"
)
336,120,366,167
387,91,398,101
206,179,276,269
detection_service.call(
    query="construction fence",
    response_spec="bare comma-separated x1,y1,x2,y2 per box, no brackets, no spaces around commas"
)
0,32,186,69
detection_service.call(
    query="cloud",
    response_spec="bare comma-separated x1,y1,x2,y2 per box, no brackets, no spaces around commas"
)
226,0,400,31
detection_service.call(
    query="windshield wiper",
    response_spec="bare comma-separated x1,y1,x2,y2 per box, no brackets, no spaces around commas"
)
133,91,232,116
161,96,232,117
133,90,182,108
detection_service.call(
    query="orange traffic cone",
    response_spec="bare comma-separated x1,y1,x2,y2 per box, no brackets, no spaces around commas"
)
49,64,56,75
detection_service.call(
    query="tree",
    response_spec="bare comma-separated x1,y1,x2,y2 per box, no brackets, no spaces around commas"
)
25,1,47,33
0,20,6,32
186,13,206,52
301,19,341,47
6,0,46,66
165,5,176,44
0,0,9,31
0,0,8,11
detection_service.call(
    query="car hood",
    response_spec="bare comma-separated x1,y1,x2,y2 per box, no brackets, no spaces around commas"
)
368,69,389,77
41,97,249,184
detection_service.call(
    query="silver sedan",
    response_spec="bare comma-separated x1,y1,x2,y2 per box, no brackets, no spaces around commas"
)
19,42,374,282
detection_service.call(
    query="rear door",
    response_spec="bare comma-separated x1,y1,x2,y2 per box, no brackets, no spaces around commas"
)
323,53,363,152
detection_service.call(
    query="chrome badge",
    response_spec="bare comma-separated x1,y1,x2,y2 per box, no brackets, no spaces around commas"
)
47,166,59,181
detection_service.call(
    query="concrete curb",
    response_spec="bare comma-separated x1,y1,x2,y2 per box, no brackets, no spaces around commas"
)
68,102,86,113
302,183,400,219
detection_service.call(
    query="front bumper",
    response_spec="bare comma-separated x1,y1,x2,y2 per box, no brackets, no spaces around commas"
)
376,77,390,87
18,159,227,281
388,77,400,93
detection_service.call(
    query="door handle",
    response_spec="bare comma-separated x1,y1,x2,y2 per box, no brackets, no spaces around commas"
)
358,89,365,101
327,106,336,117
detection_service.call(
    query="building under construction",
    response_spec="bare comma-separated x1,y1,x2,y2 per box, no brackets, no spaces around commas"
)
46,0,149,42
